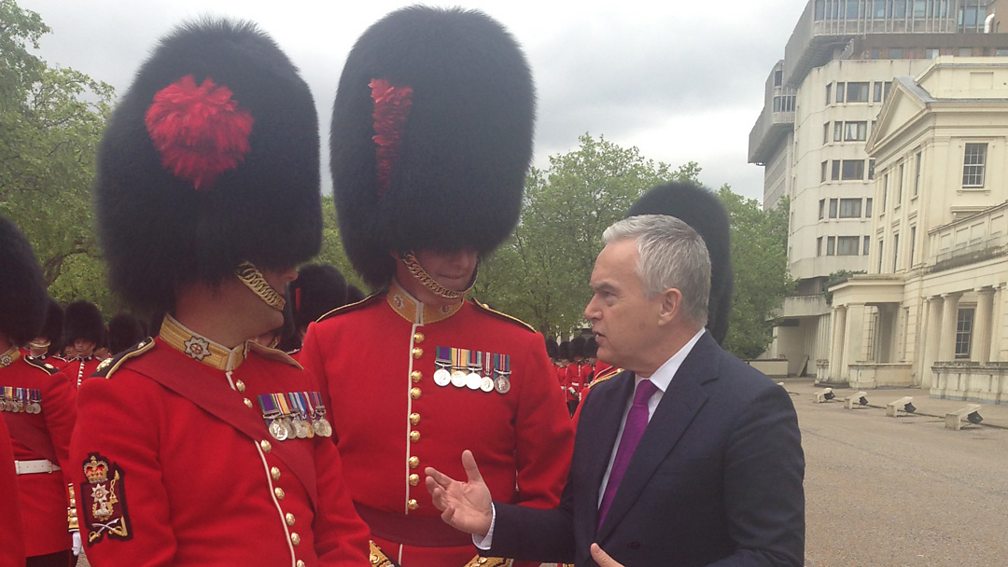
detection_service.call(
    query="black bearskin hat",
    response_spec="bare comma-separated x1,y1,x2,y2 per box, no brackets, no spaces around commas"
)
627,181,733,345
544,336,558,359
290,264,348,329
0,216,47,346
558,341,571,361
331,6,535,286
570,336,586,360
584,336,598,359
107,312,146,355
63,301,105,346
345,285,366,304
95,18,321,314
38,298,64,349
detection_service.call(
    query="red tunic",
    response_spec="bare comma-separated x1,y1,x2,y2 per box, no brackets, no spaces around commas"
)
0,410,25,565
69,316,370,566
300,283,574,567
62,356,102,390
0,348,75,557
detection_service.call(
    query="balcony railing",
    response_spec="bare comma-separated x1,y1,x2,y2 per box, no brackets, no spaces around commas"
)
928,201,1008,271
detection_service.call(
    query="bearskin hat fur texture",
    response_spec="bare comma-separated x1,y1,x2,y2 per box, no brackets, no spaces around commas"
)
544,336,558,359
627,181,734,345
345,285,366,304
0,216,48,346
558,341,571,361
331,6,535,287
63,300,105,346
39,298,64,347
570,336,586,360
290,264,348,329
95,18,321,314
107,312,147,355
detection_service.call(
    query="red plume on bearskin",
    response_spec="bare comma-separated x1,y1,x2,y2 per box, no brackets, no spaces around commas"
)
144,75,254,190
369,79,413,198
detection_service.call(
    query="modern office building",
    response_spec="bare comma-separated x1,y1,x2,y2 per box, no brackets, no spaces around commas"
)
749,0,1008,378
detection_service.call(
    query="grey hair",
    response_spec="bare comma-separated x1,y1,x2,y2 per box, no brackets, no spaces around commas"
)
602,214,711,325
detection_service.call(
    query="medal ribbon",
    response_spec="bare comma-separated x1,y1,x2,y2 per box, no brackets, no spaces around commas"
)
309,392,327,416
257,394,281,418
453,348,469,374
468,350,482,372
435,346,451,369
274,393,292,418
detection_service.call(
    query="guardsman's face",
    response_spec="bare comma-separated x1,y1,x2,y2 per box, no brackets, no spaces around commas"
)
584,239,663,372
414,248,479,292
74,339,96,356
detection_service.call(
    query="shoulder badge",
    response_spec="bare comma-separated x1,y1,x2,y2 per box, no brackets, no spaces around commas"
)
95,338,156,379
588,367,623,390
81,453,131,544
23,356,60,376
464,555,513,567
315,290,383,323
247,341,303,369
470,300,536,333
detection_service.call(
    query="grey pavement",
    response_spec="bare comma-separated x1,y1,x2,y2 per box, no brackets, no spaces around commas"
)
791,378,1008,566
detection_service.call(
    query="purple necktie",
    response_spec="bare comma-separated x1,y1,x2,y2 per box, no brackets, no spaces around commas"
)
598,378,659,527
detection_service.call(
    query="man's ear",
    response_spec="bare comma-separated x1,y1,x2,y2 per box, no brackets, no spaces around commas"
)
657,288,683,326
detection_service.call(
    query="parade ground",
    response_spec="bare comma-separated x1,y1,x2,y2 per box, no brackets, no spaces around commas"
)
77,378,1008,567
789,379,1008,566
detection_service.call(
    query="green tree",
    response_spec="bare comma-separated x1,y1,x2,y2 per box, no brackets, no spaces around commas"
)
476,134,699,337
0,0,115,311
718,187,792,359
314,198,367,292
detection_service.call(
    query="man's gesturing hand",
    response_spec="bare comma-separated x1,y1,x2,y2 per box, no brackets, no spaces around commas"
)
425,449,494,537
590,543,625,567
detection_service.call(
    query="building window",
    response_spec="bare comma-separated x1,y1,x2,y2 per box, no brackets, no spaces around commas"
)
958,47,974,57
868,159,876,180
873,81,884,102
836,82,846,103
817,236,823,256
831,160,842,181
842,159,865,180
863,235,871,256
892,233,900,271
909,225,916,266
881,173,888,211
913,151,922,196
878,239,884,272
833,122,843,142
773,69,783,87
963,142,987,187
827,236,836,256
847,0,861,18
894,1,906,17
926,47,940,58
837,236,861,255
844,121,868,141
890,48,904,59
823,122,830,144
955,308,975,359
839,198,862,218
846,82,870,102
866,197,873,217
821,161,829,182
819,199,825,220
872,0,887,18
826,83,833,105
896,162,904,205
913,0,927,18
829,198,839,219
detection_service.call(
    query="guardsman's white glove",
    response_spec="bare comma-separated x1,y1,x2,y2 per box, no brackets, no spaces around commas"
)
72,532,83,556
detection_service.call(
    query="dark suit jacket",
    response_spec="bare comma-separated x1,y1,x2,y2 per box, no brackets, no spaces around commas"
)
489,331,805,566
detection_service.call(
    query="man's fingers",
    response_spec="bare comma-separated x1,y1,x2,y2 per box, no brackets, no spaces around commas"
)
424,466,455,489
461,449,484,484
590,543,623,567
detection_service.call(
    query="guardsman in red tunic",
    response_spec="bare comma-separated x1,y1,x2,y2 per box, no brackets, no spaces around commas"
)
300,7,574,566
1,215,78,567
69,19,370,566
61,301,104,390
0,417,25,566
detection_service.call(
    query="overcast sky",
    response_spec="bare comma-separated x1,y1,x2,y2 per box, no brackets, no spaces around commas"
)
22,0,806,203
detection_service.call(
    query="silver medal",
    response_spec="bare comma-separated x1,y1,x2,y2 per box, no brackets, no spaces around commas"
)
450,371,467,388
466,372,482,390
433,368,452,387
494,376,511,394
480,376,494,392
269,419,289,441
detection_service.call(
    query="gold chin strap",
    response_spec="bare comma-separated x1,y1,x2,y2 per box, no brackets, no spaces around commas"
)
399,252,478,301
235,262,286,312
29,339,51,350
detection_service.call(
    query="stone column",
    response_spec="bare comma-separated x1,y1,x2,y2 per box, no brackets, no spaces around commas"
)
841,303,866,378
938,292,962,362
828,305,847,382
974,287,995,363
922,296,943,388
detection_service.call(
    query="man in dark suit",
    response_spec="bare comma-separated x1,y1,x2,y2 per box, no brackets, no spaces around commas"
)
426,214,805,566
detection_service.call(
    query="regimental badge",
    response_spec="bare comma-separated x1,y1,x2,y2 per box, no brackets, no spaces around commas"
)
81,453,131,544
182,335,211,361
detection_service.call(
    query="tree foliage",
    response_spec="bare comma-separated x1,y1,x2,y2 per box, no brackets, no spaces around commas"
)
718,188,792,359
0,0,115,311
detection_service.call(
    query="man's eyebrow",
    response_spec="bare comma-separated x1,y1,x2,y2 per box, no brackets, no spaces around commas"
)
591,281,617,293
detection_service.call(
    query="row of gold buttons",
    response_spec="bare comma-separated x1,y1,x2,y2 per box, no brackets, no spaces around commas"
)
406,331,426,512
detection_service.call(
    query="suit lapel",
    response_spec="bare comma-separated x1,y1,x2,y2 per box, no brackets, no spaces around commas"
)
596,332,719,540
583,370,635,530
